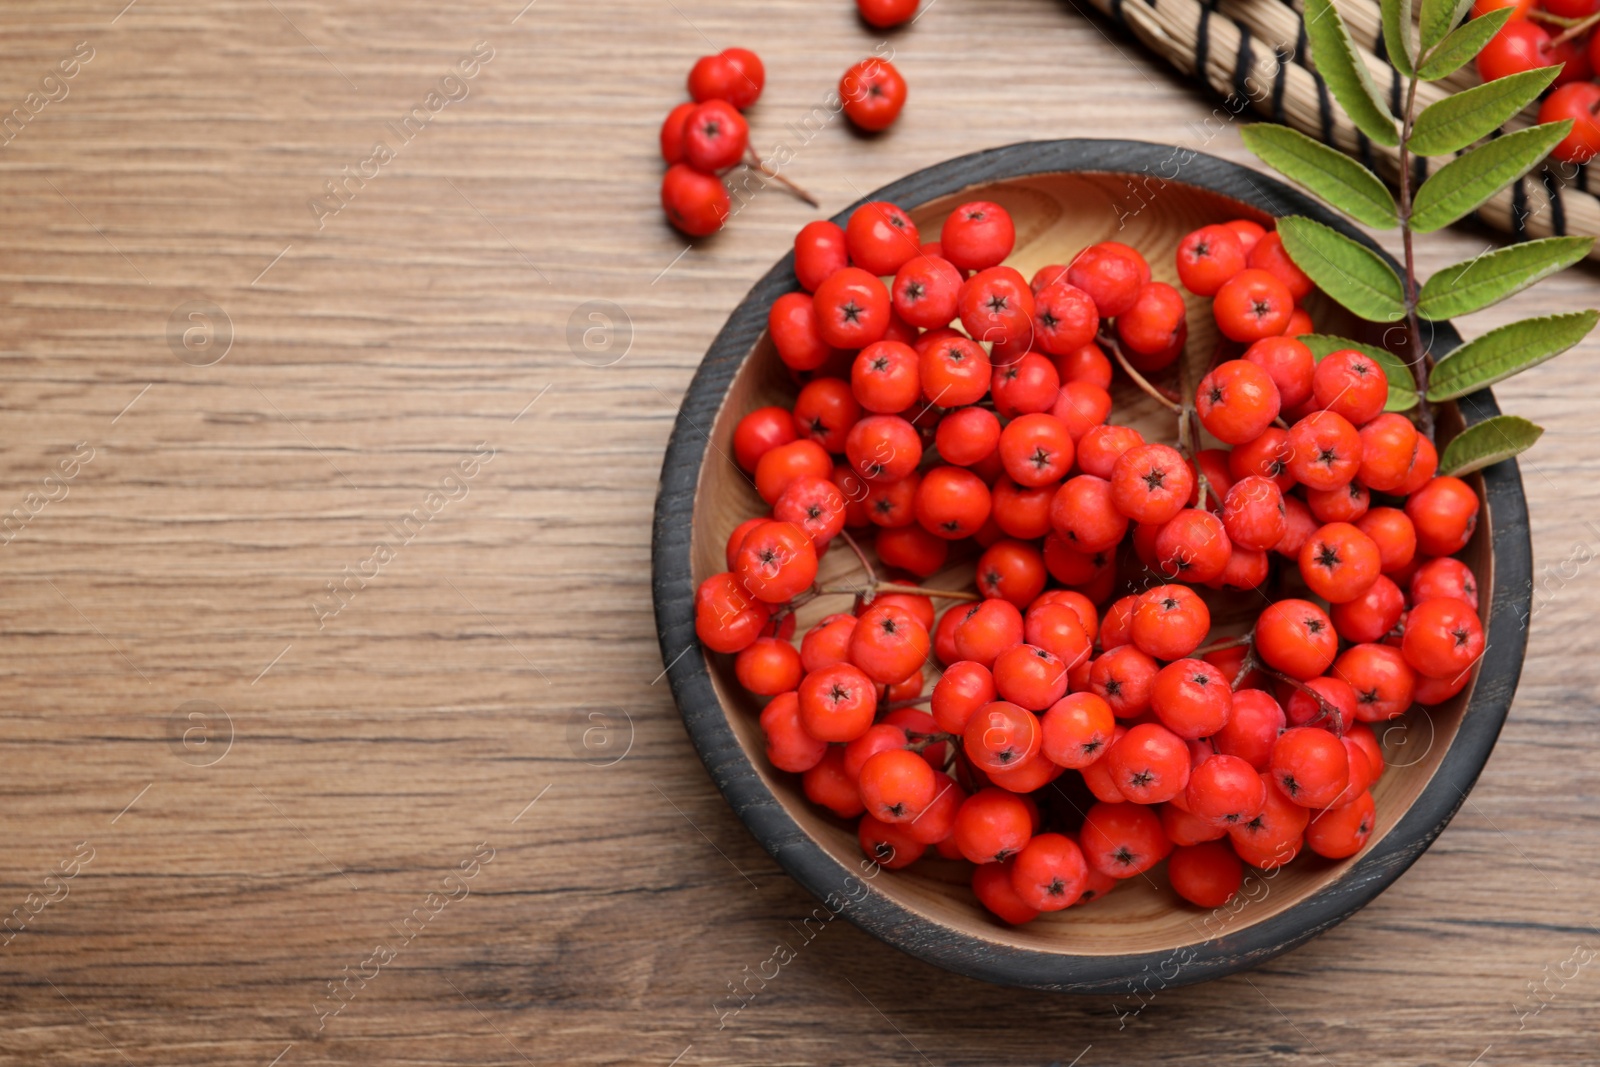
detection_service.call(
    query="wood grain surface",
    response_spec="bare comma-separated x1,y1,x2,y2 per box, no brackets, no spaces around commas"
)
0,1,1595,1064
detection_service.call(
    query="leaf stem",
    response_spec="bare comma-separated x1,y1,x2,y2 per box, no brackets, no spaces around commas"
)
1395,71,1436,441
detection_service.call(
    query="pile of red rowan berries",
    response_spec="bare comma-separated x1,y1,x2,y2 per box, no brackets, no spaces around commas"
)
1477,0,1600,161
659,31,911,236
693,195,1486,924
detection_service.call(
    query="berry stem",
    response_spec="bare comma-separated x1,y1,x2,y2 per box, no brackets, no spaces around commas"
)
1177,340,1211,510
1548,10,1600,47
1101,330,1182,412
874,582,983,601
839,527,878,589
1258,666,1346,737
1194,634,1253,656
883,696,933,711
743,147,819,207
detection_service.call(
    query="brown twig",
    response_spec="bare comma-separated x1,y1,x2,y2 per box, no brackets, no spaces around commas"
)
1259,666,1346,737
874,582,981,601
1102,331,1182,412
743,147,819,207
1548,10,1600,47
1395,72,1435,441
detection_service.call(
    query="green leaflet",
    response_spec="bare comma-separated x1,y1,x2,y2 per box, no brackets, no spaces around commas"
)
1416,7,1513,80
1277,217,1407,323
1299,333,1421,412
1418,236,1594,320
1409,66,1560,157
1419,0,1475,53
1304,0,1400,147
1382,0,1417,77
1240,125,1399,228
1427,310,1599,400
1438,415,1544,476
1410,122,1572,233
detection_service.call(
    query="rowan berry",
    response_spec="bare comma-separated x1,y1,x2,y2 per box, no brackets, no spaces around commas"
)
1101,721,1188,803
1477,19,1550,82
1330,573,1406,644
1053,341,1114,389
990,476,1054,539
802,747,865,817
1306,790,1376,859
938,200,1013,273
682,99,748,173
798,662,878,741
1405,476,1480,556
755,691,825,773
1414,667,1472,705
846,201,920,277
1333,642,1416,723
1111,442,1194,525
1162,801,1228,846
1089,644,1159,718
813,266,891,349
1214,545,1270,590
731,524,815,610
1223,218,1267,254
1044,476,1123,555
1032,283,1101,357
798,615,854,674
924,660,990,735
1075,424,1143,480
1039,536,1110,590
1080,801,1173,878
1311,349,1388,426
1185,754,1269,829
1196,359,1282,444
841,722,910,781
958,266,1036,350
953,597,1025,667
998,832,1085,913
874,522,946,577
1306,480,1369,527
1543,81,1600,163
840,57,907,132
1228,769,1310,858
1410,557,1478,611
953,787,1035,864
991,353,1061,418
767,291,838,372
1115,282,1188,368
1270,727,1350,809
1176,223,1247,296
1299,521,1381,603
1130,584,1211,661
857,0,920,28
1243,335,1315,410
886,259,959,335
1168,841,1245,906
845,414,921,483
1254,598,1337,680
859,814,925,869
1213,268,1293,342
1246,231,1313,301
774,474,846,547
1050,380,1114,440
1285,409,1362,491
1213,688,1285,770
1067,242,1151,318
848,340,917,415
990,643,1068,712
865,471,920,528
857,748,936,823
998,412,1075,487
791,378,859,454
792,220,850,293
1357,507,1417,574
1230,427,1295,494
1402,596,1485,679
659,102,696,165
1151,659,1233,739
903,771,964,844
1221,476,1286,552
1154,508,1232,584
661,163,730,237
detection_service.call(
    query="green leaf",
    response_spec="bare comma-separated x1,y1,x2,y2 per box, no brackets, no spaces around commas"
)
1438,415,1544,475
1383,0,1418,77
1420,0,1474,53
1277,216,1407,322
1418,236,1594,319
1304,0,1400,147
1427,310,1599,400
1417,7,1513,80
1410,122,1572,233
1240,126,1399,228
1299,333,1421,411
1410,66,1561,156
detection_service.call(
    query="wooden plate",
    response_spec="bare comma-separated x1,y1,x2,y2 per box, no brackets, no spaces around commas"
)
651,140,1532,992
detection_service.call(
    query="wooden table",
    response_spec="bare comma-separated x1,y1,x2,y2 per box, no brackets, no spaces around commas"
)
1,1,1595,1063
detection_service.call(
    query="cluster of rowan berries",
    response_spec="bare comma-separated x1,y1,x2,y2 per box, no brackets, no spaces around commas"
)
692,195,1486,924
1477,0,1600,161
